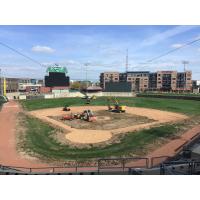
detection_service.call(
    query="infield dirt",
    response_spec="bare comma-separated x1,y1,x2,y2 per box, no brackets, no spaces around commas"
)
29,106,188,144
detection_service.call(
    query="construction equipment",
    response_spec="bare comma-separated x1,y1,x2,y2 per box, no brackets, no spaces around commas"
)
61,109,96,122
83,95,96,104
61,113,74,120
107,97,126,113
81,109,97,122
62,104,71,111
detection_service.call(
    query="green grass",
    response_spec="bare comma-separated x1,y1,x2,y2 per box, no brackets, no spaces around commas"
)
138,92,200,97
18,96,200,161
20,97,200,115
19,115,181,161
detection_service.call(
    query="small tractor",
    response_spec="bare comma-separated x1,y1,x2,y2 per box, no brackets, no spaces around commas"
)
107,97,126,113
63,104,71,111
61,113,74,120
84,95,96,104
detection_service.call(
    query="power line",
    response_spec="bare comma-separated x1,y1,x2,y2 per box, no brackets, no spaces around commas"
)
146,37,200,63
0,41,43,67
132,37,200,71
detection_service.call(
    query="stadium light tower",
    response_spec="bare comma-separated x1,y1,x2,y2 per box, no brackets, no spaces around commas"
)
182,60,189,72
126,49,129,72
182,61,189,92
84,62,90,89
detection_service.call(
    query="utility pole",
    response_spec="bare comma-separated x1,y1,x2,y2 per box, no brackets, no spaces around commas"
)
84,63,90,90
126,49,129,72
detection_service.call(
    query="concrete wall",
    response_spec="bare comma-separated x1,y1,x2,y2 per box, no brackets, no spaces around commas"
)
102,92,135,97
52,89,69,94
19,95,26,100
86,92,135,97
86,92,103,97
19,91,135,100
193,88,200,94
44,94,54,99
43,91,85,99
6,92,20,100
67,92,85,97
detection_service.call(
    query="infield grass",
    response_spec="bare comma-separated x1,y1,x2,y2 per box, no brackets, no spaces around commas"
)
18,114,182,161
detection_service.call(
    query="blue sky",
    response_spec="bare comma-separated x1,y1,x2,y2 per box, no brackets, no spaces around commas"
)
0,25,200,80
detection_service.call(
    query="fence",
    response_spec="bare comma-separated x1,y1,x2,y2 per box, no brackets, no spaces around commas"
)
0,157,152,175
97,157,149,173
150,156,171,167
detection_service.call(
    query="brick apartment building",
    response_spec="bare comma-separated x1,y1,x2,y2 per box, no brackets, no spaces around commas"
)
100,72,119,89
100,70,192,92
0,78,20,93
0,77,44,93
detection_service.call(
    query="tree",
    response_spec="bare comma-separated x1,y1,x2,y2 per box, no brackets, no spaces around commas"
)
70,81,81,90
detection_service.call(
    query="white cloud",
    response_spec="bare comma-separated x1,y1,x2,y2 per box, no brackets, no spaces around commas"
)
141,25,198,47
171,43,184,48
31,45,55,53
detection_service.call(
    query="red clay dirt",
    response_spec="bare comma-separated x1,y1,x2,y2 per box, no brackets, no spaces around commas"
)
0,100,200,172
0,101,49,168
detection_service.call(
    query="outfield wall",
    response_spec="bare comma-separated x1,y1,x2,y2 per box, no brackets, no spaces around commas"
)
19,91,135,100
86,92,135,97
102,92,135,97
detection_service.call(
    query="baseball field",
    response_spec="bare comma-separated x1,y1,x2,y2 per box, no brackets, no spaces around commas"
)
15,96,200,163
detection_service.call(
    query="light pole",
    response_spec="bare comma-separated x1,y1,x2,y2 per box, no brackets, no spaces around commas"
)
84,63,90,90
182,61,189,92
182,61,189,72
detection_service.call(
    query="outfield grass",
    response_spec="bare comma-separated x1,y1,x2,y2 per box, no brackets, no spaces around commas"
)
20,97,200,115
18,115,181,160
138,92,200,97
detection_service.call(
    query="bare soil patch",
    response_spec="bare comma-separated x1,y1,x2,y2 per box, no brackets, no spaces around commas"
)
50,110,155,130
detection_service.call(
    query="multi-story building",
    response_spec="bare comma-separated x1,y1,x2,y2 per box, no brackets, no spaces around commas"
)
149,73,157,90
3,78,20,93
100,70,193,92
100,72,119,89
0,77,46,93
156,71,177,91
126,71,149,92
176,71,192,91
